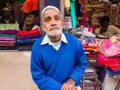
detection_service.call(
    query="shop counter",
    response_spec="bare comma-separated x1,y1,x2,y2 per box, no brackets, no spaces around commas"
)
0,50,38,90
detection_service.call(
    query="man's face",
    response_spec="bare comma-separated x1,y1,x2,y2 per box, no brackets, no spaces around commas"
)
26,14,38,25
3,10,10,18
42,8,63,37
101,21,109,29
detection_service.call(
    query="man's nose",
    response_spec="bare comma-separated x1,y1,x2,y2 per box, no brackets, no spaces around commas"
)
51,18,56,26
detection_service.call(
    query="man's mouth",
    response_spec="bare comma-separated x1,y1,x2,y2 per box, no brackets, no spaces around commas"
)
49,27,58,31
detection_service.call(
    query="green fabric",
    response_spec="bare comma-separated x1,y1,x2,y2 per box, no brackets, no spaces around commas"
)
70,0,76,28
0,34,16,38
11,0,25,3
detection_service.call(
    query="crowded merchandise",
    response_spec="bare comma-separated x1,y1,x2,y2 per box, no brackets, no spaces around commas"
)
0,0,120,90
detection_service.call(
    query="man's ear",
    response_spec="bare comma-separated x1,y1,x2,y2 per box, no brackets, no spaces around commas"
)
41,24,45,31
62,20,64,24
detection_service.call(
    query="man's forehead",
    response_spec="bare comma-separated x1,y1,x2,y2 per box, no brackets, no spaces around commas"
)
41,5,60,16
43,10,60,18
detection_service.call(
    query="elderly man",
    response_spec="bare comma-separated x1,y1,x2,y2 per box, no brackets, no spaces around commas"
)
30,5,88,90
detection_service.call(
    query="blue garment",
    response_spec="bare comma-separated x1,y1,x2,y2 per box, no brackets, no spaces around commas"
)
31,32,88,90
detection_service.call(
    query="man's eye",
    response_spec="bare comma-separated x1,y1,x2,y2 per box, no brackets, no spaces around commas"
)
54,16,60,20
44,17,51,22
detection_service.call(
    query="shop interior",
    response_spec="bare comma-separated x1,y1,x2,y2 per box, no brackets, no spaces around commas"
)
0,0,120,90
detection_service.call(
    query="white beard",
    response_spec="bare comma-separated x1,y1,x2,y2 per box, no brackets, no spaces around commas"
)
45,28,62,37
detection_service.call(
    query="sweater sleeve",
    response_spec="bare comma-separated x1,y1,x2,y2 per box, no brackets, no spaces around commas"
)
31,45,62,90
70,40,88,85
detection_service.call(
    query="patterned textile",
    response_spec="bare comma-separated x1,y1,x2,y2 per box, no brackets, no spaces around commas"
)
98,39,120,57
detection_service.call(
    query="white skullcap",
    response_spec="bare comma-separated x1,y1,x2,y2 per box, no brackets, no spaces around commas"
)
3,7,10,11
41,5,60,16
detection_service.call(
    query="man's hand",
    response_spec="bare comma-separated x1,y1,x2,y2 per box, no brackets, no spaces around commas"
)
61,79,77,90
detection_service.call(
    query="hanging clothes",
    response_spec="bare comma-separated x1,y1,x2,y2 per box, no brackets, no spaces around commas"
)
70,0,77,28
21,0,38,13
75,0,83,21
80,0,88,26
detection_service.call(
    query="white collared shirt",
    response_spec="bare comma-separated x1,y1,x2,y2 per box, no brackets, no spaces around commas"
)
41,33,68,50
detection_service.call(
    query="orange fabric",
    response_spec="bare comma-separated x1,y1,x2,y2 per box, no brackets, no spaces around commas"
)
21,0,38,13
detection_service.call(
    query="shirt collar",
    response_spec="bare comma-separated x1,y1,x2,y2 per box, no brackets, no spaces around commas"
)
41,33,68,45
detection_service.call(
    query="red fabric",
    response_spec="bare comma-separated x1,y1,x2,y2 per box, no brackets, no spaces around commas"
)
17,28,40,37
105,63,120,71
97,53,120,67
21,0,38,13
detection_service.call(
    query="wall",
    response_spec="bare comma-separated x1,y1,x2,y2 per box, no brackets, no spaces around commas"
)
0,50,38,90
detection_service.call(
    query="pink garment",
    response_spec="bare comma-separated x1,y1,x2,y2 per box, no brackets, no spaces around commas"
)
99,39,120,57
97,53,120,67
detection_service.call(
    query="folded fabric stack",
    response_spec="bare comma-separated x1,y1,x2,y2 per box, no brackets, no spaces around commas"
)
80,67,101,90
96,36,120,77
81,37,99,62
16,28,41,50
0,29,19,50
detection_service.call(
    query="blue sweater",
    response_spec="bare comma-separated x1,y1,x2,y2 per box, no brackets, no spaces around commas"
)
31,33,88,90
